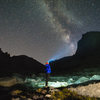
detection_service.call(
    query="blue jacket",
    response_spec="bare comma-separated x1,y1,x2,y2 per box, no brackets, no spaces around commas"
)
45,64,51,73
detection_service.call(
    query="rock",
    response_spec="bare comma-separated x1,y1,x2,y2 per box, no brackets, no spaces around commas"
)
32,95,39,99
75,77,89,84
39,95,44,99
0,76,24,87
27,98,32,100
36,88,42,93
90,75,100,80
11,90,22,95
41,89,47,94
45,94,51,98
68,82,100,98
12,98,20,100
0,77,17,87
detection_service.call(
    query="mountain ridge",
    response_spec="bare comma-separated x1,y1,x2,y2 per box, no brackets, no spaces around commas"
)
0,48,45,77
50,31,100,75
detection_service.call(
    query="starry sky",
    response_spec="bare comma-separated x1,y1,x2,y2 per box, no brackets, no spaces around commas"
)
0,0,100,64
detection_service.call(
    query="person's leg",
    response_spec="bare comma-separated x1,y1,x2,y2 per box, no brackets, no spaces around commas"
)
46,73,48,86
46,73,50,86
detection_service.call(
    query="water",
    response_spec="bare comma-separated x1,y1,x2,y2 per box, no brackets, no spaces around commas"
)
25,75,100,88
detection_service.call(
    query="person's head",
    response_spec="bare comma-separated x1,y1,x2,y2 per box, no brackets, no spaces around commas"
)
45,62,49,65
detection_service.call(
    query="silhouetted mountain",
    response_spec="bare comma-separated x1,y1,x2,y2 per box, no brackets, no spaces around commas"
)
76,31,100,56
50,31,100,75
0,49,45,77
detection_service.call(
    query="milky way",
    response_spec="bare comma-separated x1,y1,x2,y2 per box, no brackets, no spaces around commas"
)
0,0,100,63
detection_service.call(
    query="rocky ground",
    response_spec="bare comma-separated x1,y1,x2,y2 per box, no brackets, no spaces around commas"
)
0,84,98,100
11,86,58,100
0,77,100,100
9,86,97,100
68,80,100,98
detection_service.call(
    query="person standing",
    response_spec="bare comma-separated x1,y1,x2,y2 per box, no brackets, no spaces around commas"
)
45,62,51,87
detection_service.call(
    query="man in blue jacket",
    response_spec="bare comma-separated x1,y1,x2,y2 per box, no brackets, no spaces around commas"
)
45,62,51,86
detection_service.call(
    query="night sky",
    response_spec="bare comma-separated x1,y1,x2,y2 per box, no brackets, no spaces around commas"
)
0,0,100,64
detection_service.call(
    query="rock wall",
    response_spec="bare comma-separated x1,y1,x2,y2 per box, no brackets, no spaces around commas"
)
50,31,100,75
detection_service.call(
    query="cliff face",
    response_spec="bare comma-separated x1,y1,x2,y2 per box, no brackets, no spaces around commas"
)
0,49,44,76
75,32,100,56
50,31,100,74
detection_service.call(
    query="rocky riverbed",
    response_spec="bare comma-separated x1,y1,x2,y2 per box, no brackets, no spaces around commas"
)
0,76,100,100
0,82,99,100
